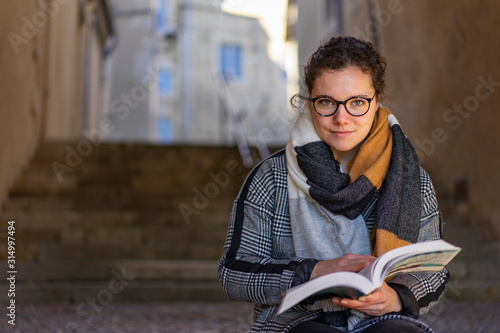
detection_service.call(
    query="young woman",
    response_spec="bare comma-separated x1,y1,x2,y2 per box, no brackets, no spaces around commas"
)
218,36,448,333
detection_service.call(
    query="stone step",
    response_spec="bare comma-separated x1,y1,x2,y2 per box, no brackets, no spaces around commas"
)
447,278,500,300
1,210,231,230
0,241,225,262
2,197,73,211
0,280,226,303
7,184,240,199
74,196,233,211
0,224,228,262
29,157,242,173
36,242,224,261
466,261,500,280
30,141,239,158
0,221,228,259
13,166,246,190
10,179,244,199
57,224,228,247
0,221,229,241
1,260,219,282
29,143,251,169
3,194,235,211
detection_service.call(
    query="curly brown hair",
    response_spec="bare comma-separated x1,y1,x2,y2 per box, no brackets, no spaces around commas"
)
300,36,387,101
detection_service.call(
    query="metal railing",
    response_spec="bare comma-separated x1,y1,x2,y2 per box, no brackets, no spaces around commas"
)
213,71,270,168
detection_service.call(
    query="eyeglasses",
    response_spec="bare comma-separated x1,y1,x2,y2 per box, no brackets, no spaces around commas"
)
310,93,376,117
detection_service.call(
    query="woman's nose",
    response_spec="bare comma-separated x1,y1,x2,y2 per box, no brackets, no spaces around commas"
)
332,104,350,124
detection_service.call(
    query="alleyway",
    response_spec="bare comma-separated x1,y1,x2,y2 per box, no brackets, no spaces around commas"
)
1,300,499,333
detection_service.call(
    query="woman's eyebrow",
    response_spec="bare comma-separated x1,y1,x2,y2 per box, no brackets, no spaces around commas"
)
312,93,373,99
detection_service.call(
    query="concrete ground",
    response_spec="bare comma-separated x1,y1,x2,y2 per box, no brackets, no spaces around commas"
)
1,300,499,333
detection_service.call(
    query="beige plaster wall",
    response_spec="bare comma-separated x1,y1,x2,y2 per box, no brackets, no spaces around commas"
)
0,0,114,212
343,0,500,239
0,1,47,211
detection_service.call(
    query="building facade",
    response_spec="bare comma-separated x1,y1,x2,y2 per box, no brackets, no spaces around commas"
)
106,0,159,142
106,0,291,146
154,0,291,146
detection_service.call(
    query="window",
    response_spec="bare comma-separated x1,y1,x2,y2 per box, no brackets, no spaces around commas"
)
159,70,173,96
157,0,169,35
157,117,173,143
220,45,242,81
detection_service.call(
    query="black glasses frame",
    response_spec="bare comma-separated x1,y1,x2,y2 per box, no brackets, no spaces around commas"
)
310,93,376,117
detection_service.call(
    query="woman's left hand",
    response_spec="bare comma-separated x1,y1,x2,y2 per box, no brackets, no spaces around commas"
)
331,282,402,316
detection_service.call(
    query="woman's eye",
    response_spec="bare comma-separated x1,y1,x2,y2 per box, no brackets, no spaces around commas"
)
319,99,334,106
351,99,366,107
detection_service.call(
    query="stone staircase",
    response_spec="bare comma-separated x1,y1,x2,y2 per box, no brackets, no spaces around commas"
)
0,141,254,302
441,207,500,300
1,141,498,303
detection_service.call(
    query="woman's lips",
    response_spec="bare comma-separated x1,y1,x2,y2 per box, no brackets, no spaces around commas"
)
331,130,353,138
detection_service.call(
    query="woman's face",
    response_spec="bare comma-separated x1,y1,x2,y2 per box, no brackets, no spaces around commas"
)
309,67,378,158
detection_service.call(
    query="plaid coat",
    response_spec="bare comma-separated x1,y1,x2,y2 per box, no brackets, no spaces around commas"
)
218,149,449,332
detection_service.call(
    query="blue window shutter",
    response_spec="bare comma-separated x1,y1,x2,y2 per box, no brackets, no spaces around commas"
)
157,117,173,143
220,45,242,81
159,70,173,95
157,0,168,35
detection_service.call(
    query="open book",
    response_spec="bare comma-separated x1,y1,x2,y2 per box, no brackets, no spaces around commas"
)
277,239,461,314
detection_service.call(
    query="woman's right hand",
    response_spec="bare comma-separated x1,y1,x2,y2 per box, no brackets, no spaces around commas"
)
309,254,376,280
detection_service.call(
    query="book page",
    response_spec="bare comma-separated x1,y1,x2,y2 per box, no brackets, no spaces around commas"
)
358,239,461,286
383,250,459,279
